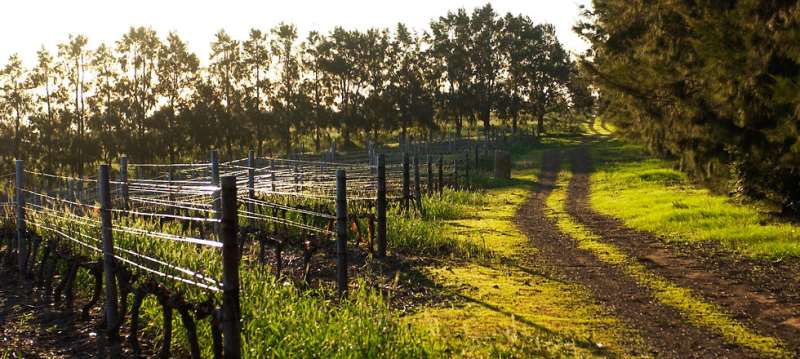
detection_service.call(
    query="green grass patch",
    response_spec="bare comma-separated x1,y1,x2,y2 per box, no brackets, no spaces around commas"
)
589,138,800,259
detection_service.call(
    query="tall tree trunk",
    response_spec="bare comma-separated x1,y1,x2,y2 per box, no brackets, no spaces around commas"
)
537,112,545,137
512,112,518,135
481,107,491,142
455,111,462,139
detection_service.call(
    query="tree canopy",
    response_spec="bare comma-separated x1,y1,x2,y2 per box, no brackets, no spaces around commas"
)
0,4,589,175
578,1,800,209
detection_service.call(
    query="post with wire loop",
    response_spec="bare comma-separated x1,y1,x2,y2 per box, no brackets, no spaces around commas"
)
437,155,444,197
120,156,129,211
376,154,387,259
247,150,256,228
211,150,221,233
426,155,433,196
465,151,470,188
413,156,424,215
220,175,242,359
336,169,348,294
475,143,480,171
15,160,27,275
402,153,410,213
99,164,121,357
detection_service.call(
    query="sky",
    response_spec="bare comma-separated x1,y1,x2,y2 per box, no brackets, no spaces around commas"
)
0,0,591,66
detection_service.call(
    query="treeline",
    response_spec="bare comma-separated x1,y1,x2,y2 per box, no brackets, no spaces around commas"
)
0,4,591,177
578,1,800,210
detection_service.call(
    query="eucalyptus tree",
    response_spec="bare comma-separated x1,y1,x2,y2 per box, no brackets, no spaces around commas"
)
360,28,390,143
497,13,535,135
157,32,199,163
323,27,371,148
429,9,474,138
270,23,301,154
29,47,65,169
209,29,244,156
528,24,572,135
0,54,34,161
469,4,503,140
300,31,335,152
242,29,271,154
58,35,91,176
116,27,161,159
89,43,120,160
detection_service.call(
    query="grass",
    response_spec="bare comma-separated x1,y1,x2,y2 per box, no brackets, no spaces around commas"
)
546,168,791,358
589,138,800,260
405,142,648,358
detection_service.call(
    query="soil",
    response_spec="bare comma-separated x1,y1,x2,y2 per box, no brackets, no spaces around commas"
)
0,269,100,358
565,146,800,352
514,150,759,358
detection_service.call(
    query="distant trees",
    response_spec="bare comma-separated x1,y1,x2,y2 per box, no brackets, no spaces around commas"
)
0,3,589,175
578,1,800,209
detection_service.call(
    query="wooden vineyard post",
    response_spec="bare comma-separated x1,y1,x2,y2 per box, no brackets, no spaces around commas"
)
438,156,444,196
426,155,433,196
335,169,348,294
99,165,121,357
120,156,129,211
413,156,423,215
453,160,459,189
270,172,276,193
475,144,480,170
15,160,27,275
220,176,242,359
247,150,256,228
376,154,387,259
402,153,410,213
464,151,470,187
494,150,512,180
211,150,221,233
168,164,176,202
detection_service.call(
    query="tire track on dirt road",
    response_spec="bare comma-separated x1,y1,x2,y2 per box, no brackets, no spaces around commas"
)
515,150,757,358
565,145,800,354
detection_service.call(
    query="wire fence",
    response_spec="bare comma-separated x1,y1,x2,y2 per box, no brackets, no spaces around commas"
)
0,136,501,358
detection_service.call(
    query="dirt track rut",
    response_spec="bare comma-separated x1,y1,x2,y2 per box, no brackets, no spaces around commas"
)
565,146,800,353
515,150,758,358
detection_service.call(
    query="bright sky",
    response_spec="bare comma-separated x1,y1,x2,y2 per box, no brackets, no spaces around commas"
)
1,0,591,66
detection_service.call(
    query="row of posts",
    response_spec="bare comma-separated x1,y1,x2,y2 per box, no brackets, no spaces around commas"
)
13,159,243,358
11,139,497,356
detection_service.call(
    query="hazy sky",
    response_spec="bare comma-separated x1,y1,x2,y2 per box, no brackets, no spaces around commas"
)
1,0,591,66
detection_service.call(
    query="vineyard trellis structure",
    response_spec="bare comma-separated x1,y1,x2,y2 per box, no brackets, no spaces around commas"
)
0,135,511,358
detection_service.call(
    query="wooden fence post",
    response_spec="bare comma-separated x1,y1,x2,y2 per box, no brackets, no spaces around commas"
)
426,155,433,196
99,165,121,357
402,153,410,213
465,151,470,187
247,150,256,228
15,160,27,275
437,156,444,196
376,154,387,259
220,176,242,359
453,160,459,189
335,170,348,294
474,144,479,170
211,150,220,233
413,156,423,215
120,156,129,211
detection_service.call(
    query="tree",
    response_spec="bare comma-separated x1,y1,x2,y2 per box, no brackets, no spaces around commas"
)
577,0,800,209
242,29,271,155
158,32,199,162
0,54,33,160
271,23,301,154
58,35,91,176
469,4,503,140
